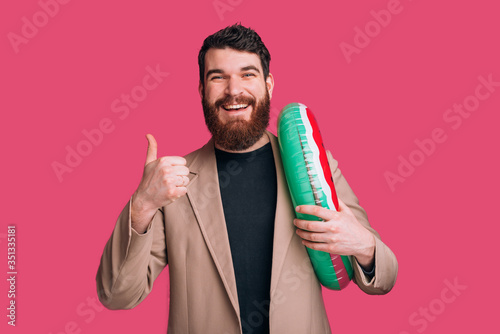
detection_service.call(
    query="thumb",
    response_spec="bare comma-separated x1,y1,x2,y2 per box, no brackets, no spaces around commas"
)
145,133,157,165
337,198,352,215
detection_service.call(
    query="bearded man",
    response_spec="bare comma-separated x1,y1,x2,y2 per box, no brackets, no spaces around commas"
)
96,24,398,334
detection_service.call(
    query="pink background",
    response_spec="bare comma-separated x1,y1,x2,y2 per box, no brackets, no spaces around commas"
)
1,0,498,333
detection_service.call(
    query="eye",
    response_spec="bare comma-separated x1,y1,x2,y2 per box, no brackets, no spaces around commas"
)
243,73,255,78
210,75,223,81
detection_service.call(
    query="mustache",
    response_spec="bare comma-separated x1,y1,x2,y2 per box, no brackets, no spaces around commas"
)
214,95,256,109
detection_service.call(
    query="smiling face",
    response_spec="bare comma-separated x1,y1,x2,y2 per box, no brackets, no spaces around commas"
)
200,48,274,151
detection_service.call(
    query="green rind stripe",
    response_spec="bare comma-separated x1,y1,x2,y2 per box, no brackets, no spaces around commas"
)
278,103,353,290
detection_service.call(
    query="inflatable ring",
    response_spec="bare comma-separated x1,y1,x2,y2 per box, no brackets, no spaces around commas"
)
277,102,353,290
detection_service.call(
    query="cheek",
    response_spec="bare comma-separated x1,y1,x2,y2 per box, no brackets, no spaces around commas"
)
205,84,225,99
250,84,268,98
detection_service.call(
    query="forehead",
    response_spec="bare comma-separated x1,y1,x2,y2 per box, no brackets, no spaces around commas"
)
204,48,262,73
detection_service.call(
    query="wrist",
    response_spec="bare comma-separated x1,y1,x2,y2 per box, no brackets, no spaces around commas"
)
131,191,152,213
355,233,376,268
131,192,157,233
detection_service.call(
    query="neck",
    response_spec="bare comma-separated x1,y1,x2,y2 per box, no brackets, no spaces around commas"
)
214,133,270,153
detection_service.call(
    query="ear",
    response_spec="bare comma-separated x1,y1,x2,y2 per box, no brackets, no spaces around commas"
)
266,73,274,99
198,81,204,99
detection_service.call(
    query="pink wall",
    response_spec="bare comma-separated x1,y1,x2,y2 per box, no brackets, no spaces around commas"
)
1,0,498,333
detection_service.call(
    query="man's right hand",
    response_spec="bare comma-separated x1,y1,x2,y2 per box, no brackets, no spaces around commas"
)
131,134,190,233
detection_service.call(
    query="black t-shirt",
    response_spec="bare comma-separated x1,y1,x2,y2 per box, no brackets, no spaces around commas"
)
215,142,277,334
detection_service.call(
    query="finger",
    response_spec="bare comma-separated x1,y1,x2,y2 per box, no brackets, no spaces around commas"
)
173,175,190,187
301,240,332,253
296,205,335,221
169,165,190,176
338,199,353,215
293,218,330,232
170,156,187,166
145,134,158,165
295,229,329,243
171,186,188,198
158,156,187,166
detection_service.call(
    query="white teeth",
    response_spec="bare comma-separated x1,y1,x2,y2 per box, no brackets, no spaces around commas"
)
223,104,248,110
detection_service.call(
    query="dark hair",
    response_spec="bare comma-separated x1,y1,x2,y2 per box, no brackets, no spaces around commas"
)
198,23,271,86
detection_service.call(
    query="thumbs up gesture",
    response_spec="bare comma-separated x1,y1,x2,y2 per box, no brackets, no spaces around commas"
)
131,134,190,233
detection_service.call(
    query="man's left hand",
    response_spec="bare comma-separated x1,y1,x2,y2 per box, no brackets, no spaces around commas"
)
294,199,376,269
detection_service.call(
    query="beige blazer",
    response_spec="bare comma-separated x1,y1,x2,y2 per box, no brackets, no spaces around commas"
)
96,131,398,333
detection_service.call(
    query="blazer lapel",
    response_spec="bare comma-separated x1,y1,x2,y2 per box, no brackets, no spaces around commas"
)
185,138,240,318
266,131,297,295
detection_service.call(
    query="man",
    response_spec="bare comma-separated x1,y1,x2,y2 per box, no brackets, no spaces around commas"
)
96,24,398,334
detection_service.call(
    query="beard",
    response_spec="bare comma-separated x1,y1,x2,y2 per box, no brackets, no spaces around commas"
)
202,90,270,151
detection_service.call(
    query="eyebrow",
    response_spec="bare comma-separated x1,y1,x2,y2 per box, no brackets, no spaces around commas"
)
205,65,261,79
241,65,260,73
206,69,224,79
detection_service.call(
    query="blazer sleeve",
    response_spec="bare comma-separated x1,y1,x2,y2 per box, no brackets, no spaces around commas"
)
326,150,398,294
96,197,167,309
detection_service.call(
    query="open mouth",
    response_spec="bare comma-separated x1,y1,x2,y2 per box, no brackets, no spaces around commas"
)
222,104,249,112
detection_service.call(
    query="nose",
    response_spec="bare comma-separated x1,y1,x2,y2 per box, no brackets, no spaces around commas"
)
225,75,243,97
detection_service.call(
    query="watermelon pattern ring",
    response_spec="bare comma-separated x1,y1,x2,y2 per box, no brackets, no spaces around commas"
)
277,102,353,290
